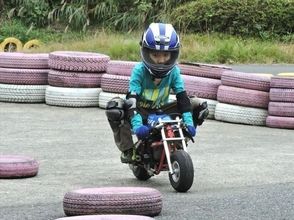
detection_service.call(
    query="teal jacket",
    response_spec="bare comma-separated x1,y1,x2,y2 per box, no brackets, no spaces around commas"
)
129,62,193,131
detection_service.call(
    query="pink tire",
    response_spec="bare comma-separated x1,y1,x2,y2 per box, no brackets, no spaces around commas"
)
221,71,271,92
106,60,138,76
55,215,154,220
183,75,221,99
49,51,110,72
0,155,39,178
270,76,294,89
48,70,103,88
0,52,49,69
217,85,269,109
266,115,294,129
179,62,231,79
0,67,48,85
268,102,294,117
63,187,162,217
101,74,130,94
269,88,294,102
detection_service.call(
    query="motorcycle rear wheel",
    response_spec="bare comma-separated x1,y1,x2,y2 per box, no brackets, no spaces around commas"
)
168,150,194,192
129,164,152,181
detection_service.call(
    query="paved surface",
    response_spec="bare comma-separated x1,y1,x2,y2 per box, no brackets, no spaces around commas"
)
0,102,293,220
230,64,294,75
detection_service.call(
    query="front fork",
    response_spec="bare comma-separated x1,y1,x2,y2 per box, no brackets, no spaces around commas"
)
159,117,188,176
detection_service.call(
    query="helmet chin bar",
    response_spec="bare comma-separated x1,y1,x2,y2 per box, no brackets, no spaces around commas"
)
146,65,173,79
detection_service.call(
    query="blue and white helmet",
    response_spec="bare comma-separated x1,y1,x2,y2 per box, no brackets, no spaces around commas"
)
141,23,180,78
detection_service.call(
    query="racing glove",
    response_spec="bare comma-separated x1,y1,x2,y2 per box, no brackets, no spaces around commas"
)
187,125,196,137
135,125,150,139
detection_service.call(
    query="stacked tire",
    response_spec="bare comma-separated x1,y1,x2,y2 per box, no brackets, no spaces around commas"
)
99,60,138,108
266,74,294,129
62,187,162,218
46,51,110,107
179,62,231,119
0,52,49,103
215,71,271,126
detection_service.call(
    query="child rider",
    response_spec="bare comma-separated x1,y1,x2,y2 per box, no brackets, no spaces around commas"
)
106,23,209,163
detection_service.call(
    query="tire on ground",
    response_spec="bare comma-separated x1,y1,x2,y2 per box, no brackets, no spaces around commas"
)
215,102,268,126
0,84,46,103
45,86,101,107
1,37,23,52
23,39,41,50
55,215,155,220
0,155,39,178
266,115,294,129
63,187,162,217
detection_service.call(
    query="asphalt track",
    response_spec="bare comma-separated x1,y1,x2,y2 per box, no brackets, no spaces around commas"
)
0,102,293,220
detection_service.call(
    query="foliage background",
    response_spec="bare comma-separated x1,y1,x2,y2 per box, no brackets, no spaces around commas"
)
0,0,293,64
1,0,293,39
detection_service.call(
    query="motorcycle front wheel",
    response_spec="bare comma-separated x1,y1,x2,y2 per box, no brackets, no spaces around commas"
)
129,164,152,181
168,150,194,192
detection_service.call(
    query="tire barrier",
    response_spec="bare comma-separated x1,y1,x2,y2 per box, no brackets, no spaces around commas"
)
101,74,130,94
23,39,41,50
46,51,109,107
270,76,294,89
63,187,162,217
49,51,110,72
48,70,102,88
215,102,268,126
0,52,292,129
266,75,294,129
0,52,49,69
183,75,221,100
0,68,48,85
179,62,231,79
0,155,39,178
45,86,101,107
270,88,294,102
106,60,138,76
56,215,155,220
266,115,294,129
217,85,269,109
0,37,23,52
0,52,49,103
0,84,47,103
215,71,272,126
221,71,271,92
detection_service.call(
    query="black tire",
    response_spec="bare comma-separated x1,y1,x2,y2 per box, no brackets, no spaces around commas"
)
130,164,152,181
168,150,194,192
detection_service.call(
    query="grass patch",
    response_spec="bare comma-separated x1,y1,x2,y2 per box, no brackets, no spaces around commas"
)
2,21,292,64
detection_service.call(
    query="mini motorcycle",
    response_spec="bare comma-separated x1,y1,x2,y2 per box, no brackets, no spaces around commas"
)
129,113,195,192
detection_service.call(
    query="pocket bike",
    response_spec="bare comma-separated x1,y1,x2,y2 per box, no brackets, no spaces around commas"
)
129,113,195,192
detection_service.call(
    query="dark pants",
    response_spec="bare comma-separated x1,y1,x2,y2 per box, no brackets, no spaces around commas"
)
107,97,201,152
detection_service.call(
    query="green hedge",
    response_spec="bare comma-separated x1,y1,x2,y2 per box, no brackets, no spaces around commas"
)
170,0,294,38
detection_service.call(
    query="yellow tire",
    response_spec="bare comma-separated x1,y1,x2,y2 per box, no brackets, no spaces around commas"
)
253,73,273,78
23,39,41,50
1,37,23,52
0,42,4,52
278,72,294,77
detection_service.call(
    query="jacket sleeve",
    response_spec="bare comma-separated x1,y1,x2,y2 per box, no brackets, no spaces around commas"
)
129,63,144,131
172,67,194,127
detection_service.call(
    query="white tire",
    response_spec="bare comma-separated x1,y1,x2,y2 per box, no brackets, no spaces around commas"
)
45,86,102,107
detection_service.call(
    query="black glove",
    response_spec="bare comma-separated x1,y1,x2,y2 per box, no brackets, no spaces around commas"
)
193,101,209,126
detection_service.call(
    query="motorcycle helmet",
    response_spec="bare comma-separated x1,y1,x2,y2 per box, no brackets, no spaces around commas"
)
140,23,180,78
